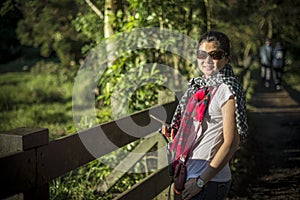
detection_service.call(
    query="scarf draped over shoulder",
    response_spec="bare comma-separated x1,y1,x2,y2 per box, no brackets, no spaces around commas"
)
170,64,248,142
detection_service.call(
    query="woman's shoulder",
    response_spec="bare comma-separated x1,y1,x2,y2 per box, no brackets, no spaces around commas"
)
215,83,233,96
218,82,229,88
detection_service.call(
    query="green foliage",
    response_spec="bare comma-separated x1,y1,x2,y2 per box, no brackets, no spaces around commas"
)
30,60,79,83
283,61,300,93
72,11,104,55
96,57,165,119
0,61,75,138
14,0,91,66
49,154,149,200
50,160,112,200
0,0,22,62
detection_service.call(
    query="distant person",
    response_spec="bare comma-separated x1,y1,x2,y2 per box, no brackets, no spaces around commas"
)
259,38,273,88
272,42,286,91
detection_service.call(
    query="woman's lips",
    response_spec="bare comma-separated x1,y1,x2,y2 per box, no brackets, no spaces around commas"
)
204,65,214,70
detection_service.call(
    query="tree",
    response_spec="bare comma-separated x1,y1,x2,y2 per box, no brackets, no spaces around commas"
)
0,0,22,63
12,0,94,66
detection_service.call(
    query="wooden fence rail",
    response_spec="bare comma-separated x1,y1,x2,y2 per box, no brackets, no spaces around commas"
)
0,101,178,200
0,66,251,200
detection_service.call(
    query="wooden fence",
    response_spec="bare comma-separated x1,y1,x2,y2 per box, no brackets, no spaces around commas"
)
0,65,252,200
0,100,178,200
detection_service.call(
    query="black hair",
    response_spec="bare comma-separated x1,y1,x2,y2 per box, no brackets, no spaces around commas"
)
198,31,231,57
266,38,272,43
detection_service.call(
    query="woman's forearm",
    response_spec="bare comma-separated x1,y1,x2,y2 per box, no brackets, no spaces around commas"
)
200,97,240,184
199,135,239,184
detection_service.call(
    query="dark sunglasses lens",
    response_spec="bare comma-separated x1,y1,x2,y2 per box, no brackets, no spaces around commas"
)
197,50,207,59
209,51,224,60
197,50,225,60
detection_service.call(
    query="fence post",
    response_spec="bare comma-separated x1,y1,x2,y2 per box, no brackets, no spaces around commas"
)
156,90,183,200
0,127,49,200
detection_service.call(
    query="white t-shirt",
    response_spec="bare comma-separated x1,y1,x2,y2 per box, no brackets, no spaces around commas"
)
186,83,234,182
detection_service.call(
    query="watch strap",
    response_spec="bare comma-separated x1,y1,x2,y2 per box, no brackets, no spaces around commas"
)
196,177,205,188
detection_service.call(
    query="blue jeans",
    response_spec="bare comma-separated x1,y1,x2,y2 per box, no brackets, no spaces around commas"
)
189,181,231,200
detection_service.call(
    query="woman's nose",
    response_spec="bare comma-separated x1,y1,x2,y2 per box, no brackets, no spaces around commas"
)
205,55,214,63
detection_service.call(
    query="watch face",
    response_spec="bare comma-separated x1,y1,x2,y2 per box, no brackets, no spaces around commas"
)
197,178,204,188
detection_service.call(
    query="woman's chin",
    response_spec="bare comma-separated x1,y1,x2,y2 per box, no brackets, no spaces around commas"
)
202,69,218,77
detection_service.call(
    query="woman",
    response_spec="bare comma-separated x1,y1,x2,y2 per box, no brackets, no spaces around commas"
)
163,31,248,200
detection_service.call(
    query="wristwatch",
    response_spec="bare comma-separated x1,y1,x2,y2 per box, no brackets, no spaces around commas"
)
196,177,205,188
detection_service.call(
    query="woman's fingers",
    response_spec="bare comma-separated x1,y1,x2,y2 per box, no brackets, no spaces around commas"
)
171,129,176,139
162,125,171,137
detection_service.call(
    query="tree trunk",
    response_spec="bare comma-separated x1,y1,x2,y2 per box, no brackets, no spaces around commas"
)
104,0,117,72
267,16,273,39
104,0,115,39
203,0,211,31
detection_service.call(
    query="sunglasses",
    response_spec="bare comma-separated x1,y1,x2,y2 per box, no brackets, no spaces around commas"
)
197,50,226,60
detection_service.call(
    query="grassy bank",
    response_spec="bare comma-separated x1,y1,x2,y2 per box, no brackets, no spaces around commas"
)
0,64,75,140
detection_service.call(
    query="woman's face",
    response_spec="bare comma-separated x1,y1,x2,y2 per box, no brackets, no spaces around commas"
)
197,41,229,77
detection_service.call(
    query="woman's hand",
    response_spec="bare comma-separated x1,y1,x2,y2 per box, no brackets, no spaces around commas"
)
182,178,202,200
161,125,176,140
161,125,171,137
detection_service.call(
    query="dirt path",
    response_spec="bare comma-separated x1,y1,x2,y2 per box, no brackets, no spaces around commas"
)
229,85,300,199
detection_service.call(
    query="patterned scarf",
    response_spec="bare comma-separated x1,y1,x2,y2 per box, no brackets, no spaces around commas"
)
170,87,210,162
170,64,248,162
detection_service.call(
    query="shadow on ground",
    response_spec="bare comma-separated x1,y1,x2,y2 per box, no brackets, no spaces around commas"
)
229,83,300,199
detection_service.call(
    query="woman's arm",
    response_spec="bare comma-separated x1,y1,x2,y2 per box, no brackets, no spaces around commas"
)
182,95,240,199
200,95,240,184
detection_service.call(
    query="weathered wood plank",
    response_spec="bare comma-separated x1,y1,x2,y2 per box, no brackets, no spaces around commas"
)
37,102,177,185
114,166,171,200
0,150,36,199
36,133,94,185
0,127,49,156
0,101,178,198
23,183,49,200
96,133,162,194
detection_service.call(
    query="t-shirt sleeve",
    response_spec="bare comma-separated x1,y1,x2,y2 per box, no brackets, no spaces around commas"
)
216,84,234,108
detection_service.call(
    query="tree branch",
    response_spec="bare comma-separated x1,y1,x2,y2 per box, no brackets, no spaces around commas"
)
84,0,104,19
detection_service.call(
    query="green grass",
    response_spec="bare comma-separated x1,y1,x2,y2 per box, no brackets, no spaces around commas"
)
0,65,75,139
